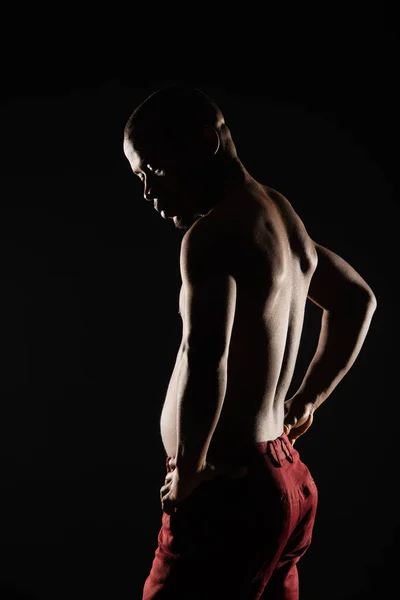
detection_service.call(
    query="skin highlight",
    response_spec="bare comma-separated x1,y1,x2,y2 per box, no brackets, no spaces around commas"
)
123,88,253,231
122,87,377,521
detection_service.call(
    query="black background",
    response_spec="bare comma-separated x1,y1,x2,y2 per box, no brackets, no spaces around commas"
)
0,8,398,599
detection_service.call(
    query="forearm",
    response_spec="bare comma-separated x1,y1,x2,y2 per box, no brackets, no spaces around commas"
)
175,351,227,474
298,299,377,411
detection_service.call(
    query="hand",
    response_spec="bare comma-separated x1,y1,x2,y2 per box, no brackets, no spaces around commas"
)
284,394,315,446
160,458,248,515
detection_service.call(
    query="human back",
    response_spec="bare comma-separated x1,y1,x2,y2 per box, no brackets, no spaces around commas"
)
172,180,318,465
133,86,377,600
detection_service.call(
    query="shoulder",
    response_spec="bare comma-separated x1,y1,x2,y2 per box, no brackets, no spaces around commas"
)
181,215,229,250
266,186,317,264
180,216,237,281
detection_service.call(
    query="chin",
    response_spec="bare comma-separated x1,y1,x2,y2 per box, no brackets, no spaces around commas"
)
173,216,189,231
173,213,198,231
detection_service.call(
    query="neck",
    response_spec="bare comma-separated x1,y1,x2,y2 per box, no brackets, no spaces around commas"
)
196,153,250,213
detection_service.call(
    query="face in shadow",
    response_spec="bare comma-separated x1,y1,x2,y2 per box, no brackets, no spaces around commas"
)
123,124,222,231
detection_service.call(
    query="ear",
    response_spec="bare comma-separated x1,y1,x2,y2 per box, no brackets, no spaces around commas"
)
202,126,220,155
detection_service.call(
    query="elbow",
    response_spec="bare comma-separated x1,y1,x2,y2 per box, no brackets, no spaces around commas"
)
362,287,378,312
356,291,378,320
334,288,378,317
353,285,378,313
368,293,378,311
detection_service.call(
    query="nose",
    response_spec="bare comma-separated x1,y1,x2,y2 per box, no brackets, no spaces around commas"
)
143,172,161,202
144,183,154,201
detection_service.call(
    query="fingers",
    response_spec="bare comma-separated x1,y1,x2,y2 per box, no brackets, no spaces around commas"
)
284,413,313,445
160,493,170,513
160,483,178,515
160,485,174,514
294,412,313,436
160,479,172,500
160,474,173,498
160,484,168,499
284,424,296,445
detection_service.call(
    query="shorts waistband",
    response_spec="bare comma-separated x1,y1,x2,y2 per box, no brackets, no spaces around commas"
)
165,431,296,472
255,432,296,467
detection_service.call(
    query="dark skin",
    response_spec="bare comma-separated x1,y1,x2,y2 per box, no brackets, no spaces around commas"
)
123,119,377,515
123,125,248,231
124,125,253,512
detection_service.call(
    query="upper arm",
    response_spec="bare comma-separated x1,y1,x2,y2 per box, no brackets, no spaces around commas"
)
307,240,377,312
180,226,237,363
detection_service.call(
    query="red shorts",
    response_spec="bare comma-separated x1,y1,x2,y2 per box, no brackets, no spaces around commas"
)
142,432,318,600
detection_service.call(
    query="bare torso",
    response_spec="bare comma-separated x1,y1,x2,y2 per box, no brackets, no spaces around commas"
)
160,182,318,465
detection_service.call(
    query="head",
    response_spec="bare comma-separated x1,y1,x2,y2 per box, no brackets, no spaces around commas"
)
123,86,243,230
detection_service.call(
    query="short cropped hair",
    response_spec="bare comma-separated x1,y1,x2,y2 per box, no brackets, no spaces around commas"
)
124,86,225,150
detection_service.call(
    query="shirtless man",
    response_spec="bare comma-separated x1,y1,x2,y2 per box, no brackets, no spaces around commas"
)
123,86,377,600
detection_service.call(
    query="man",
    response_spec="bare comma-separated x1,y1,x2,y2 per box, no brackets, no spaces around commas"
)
123,86,377,599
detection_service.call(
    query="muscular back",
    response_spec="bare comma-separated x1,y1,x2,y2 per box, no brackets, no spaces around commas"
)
160,182,318,464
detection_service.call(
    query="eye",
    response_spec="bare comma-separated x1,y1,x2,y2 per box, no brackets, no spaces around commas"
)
146,164,165,177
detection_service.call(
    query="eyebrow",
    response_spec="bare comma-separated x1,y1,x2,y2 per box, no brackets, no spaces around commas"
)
132,161,155,176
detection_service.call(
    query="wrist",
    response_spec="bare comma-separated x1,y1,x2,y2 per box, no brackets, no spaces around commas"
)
294,391,317,413
175,457,206,476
